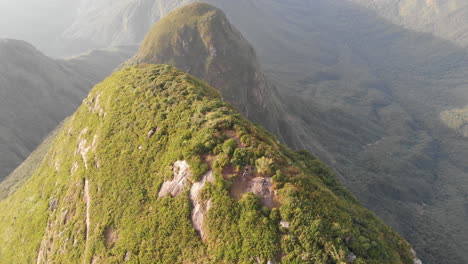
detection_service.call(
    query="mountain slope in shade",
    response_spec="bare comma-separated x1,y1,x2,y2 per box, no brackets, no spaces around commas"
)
0,39,136,181
0,64,416,264
123,2,296,146
0,122,64,201
349,0,468,48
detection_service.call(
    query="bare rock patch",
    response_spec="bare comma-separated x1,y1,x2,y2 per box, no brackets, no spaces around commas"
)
158,160,191,198
190,170,214,240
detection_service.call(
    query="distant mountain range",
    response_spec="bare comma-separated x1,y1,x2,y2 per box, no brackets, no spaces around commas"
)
0,39,137,180
349,0,468,48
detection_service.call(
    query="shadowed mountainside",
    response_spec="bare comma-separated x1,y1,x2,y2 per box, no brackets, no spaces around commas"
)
0,39,137,180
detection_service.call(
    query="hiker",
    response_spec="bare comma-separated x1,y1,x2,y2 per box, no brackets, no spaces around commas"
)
242,167,249,178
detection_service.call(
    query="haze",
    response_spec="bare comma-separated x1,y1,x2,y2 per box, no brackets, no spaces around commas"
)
0,0,78,56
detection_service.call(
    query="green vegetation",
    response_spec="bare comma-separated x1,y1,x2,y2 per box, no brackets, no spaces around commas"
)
121,2,290,147
255,157,274,176
0,65,413,263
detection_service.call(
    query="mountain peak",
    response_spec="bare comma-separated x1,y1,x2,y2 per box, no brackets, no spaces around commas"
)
0,64,414,263
138,2,229,56
129,2,260,105
128,2,260,97
123,2,296,146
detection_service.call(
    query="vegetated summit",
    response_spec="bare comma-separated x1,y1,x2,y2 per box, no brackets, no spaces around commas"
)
0,64,417,263
122,2,295,146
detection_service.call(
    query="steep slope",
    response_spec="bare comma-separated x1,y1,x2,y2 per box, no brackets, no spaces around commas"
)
241,1,468,263
122,3,296,146
0,64,416,264
0,39,136,181
0,123,64,201
161,2,468,263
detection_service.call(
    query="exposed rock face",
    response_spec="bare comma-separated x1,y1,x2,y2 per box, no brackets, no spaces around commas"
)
190,171,214,240
280,220,290,229
158,160,191,198
124,251,131,261
76,129,92,170
247,177,276,208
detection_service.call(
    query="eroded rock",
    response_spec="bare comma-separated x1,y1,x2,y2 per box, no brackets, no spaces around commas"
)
190,171,214,240
70,162,79,175
347,251,357,263
75,129,92,170
86,93,105,117
280,220,290,229
49,197,58,212
411,249,423,264
147,128,158,138
124,251,131,261
158,160,191,198
248,177,276,208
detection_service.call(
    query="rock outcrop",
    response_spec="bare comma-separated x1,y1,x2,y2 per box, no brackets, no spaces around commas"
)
158,160,192,198
190,171,214,240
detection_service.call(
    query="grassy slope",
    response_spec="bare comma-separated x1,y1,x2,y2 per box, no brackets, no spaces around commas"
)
0,64,413,264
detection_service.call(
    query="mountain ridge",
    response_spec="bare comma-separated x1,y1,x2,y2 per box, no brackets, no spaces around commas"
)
0,63,416,263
